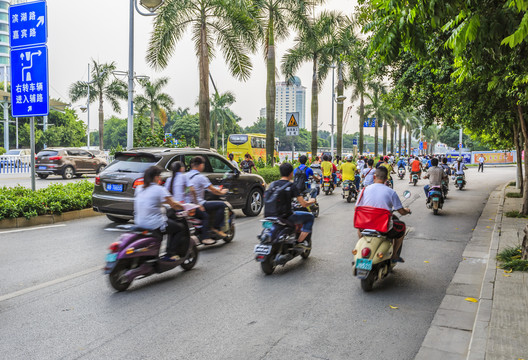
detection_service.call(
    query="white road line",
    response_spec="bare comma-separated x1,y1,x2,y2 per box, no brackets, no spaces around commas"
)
0,265,101,303
0,224,66,235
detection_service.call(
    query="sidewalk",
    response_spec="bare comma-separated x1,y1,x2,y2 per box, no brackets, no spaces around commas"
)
415,182,528,360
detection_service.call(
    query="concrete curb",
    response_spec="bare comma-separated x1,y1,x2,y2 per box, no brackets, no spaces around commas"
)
414,181,510,360
0,208,103,229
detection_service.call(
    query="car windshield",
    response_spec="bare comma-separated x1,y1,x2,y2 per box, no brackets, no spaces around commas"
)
5,150,21,155
37,150,59,157
105,154,161,173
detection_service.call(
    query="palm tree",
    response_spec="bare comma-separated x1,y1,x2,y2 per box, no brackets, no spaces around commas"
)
135,77,174,132
69,60,127,150
347,42,370,154
147,0,256,149
210,91,237,150
364,82,388,157
407,114,422,155
252,0,315,164
282,10,343,157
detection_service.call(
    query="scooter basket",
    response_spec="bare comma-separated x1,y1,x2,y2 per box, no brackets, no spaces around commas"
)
354,206,391,233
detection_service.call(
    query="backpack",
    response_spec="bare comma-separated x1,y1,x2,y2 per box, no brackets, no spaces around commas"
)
264,181,292,218
241,160,252,173
293,165,309,193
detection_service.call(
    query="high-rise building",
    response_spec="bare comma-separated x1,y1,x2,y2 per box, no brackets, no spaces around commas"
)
0,0,10,83
275,76,306,128
259,107,266,119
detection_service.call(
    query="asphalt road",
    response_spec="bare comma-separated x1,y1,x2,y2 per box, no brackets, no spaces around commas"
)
0,167,515,360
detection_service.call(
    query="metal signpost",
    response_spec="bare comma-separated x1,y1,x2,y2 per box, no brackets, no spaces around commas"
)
286,112,299,161
9,0,49,191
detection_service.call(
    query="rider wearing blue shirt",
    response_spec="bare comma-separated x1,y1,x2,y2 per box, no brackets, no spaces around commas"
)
396,158,406,169
294,155,319,198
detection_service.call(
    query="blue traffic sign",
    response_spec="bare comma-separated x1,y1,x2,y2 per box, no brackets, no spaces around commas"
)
363,118,379,127
9,1,47,49
353,138,358,145
11,45,49,117
419,141,424,150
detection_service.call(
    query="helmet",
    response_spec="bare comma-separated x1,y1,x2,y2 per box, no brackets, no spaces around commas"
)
457,156,463,162
346,155,353,161
384,156,389,161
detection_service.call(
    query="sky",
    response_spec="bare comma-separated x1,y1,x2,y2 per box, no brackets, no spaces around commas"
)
43,0,365,136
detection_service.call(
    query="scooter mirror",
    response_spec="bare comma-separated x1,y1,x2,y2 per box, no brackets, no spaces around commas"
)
403,190,411,199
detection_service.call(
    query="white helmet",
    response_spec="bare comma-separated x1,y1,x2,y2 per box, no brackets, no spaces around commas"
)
346,155,353,161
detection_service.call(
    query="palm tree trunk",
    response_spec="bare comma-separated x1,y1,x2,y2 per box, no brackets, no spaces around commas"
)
311,56,319,157
266,22,276,165
390,124,394,154
513,122,523,191
398,123,402,156
150,109,155,132
199,21,211,149
374,117,379,157
407,125,412,157
382,120,387,155
359,95,364,154
99,94,104,150
214,118,218,150
336,63,344,158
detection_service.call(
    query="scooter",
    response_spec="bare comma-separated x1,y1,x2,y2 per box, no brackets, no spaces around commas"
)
254,217,312,275
427,186,444,215
412,173,419,186
188,203,236,243
352,191,412,291
104,207,199,291
398,167,406,180
441,179,449,199
454,174,466,190
342,180,358,203
335,171,343,187
322,176,334,195
292,189,320,218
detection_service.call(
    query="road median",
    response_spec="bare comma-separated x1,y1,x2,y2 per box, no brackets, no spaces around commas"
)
0,208,103,229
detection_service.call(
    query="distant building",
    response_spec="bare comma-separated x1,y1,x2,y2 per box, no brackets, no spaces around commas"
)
0,0,9,83
259,107,266,119
259,77,307,128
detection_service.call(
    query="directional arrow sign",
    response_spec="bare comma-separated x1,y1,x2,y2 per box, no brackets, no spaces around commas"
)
9,1,48,49
11,45,49,117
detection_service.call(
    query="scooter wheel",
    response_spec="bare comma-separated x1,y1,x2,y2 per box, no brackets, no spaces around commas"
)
109,262,132,292
181,244,199,271
347,196,352,203
360,270,376,292
300,236,312,259
261,249,277,275
223,223,235,243
433,209,439,215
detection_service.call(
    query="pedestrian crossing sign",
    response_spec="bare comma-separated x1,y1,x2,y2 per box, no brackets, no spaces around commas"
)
287,113,299,127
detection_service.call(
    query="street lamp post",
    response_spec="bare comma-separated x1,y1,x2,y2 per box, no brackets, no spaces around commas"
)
330,64,336,156
127,0,164,150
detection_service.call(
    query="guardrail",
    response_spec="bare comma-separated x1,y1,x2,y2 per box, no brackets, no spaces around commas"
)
0,155,32,174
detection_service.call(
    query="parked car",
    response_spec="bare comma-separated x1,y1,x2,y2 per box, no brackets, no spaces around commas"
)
35,148,108,179
0,149,31,168
92,148,266,223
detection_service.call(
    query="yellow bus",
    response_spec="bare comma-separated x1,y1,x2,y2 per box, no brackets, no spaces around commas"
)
227,134,279,161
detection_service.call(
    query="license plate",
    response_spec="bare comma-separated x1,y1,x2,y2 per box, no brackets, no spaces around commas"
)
324,184,329,189
38,166,46,170
433,197,440,201
344,191,349,196
254,244,272,255
262,221,273,229
106,183,124,192
355,258,372,271
458,180,463,184
106,253,117,262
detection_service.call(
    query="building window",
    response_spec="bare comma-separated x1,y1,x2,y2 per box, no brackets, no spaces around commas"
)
0,13,7,22
0,3,8,11
0,23,7,32
0,57,9,65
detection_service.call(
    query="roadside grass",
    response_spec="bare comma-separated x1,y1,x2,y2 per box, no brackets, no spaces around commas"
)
504,210,528,218
508,181,516,186
497,246,528,272
506,192,523,198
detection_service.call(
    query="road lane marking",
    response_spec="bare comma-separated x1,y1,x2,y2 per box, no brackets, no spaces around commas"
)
0,224,66,235
0,265,101,303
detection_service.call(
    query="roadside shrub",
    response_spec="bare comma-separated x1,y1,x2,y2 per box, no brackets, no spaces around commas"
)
0,147,5,155
505,210,528,218
0,180,94,220
506,192,523,198
497,246,528,272
508,181,517,186
258,167,281,184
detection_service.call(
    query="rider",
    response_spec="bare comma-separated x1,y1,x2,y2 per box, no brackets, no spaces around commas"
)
135,166,186,261
380,156,395,187
165,161,196,203
356,167,411,262
409,156,422,183
294,155,320,198
452,156,467,177
396,157,407,172
341,155,360,190
321,155,336,188
187,156,229,245
240,153,258,174
361,159,375,187
267,163,316,250
424,158,448,200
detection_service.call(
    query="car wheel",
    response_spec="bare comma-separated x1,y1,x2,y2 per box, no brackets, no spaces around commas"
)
62,166,74,179
96,164,106,174
106,215,130,224
37,174,48,179
75,174,83,178
243,188,263,217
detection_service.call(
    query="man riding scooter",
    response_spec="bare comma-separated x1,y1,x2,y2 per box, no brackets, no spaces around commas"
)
424,158,448,204
321,155,336,193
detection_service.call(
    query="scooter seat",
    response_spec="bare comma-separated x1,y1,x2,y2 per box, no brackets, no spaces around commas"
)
264,217,295,228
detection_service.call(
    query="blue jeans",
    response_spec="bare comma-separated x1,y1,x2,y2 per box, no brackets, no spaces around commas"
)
288,211,315,233
424,184,430,197
354,175,360,190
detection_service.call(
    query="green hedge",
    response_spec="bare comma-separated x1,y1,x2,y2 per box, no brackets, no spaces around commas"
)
257,167,281,184
0,180,94,220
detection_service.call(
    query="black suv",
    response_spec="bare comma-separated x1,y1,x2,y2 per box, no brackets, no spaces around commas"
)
92,148,266,223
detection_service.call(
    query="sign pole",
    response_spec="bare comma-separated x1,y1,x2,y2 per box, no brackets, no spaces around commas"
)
30,117,36,191
291,136,295,163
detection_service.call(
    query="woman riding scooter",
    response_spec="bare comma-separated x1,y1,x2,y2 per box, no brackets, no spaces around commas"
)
135,166,187,261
